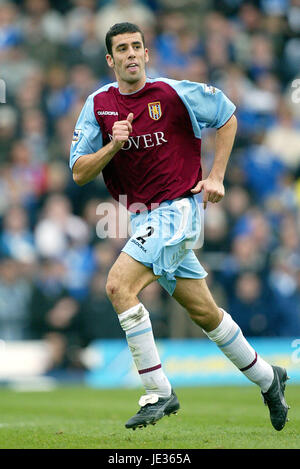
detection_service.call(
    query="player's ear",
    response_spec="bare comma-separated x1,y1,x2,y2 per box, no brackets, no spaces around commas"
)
106,54,115,69
144,48,149,64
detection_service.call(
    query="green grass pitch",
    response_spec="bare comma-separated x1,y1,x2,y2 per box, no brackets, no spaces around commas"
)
0,385,299,449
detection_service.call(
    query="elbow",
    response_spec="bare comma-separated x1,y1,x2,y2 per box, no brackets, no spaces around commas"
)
72,158,87,186
226,114,237,129
72,171,86,186
231,114,237,127
217,114,237,134
229,114,238,132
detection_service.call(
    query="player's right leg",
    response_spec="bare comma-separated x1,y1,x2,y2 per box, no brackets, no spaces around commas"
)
106,251,157,314
106,252,179,429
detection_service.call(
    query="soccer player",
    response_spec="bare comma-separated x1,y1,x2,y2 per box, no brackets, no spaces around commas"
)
70,22,289,431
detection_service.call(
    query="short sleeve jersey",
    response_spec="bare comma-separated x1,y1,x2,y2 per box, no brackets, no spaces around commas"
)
70,78,235,211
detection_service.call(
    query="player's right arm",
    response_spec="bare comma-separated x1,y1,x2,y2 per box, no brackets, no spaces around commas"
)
72,140,119,186
69,94,133,186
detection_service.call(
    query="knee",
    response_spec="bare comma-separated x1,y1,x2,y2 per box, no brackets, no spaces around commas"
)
105,277,122,302
105,273,132,306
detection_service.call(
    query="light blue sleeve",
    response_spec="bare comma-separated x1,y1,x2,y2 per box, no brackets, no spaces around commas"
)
69,94,103,170
154,78,236,138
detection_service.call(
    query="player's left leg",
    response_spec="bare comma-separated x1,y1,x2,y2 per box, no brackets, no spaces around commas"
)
173,277,274,390
173,277,290,430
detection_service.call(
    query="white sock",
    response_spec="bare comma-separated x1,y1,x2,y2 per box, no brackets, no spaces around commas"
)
204,310,274,392
118,303,171,397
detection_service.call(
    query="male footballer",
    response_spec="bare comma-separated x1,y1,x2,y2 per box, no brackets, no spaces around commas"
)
70,22,289,431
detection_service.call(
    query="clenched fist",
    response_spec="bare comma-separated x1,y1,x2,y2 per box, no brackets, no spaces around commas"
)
112,113,134,151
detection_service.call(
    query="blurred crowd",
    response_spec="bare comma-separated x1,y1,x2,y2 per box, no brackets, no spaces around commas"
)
0,0,300,372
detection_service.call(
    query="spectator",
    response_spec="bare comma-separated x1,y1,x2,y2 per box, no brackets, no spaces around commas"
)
0,258,32,340
78,271,124,345
0,43,41,96
155,14,203,79
15,71,45,113
223,185,251,228
0,105,17,164
239,134,287,202
4,140,47,217
0,2,23,53
203,203,230,252
44,64,75,125
65,0,97,49
263,100,300,171
22,0,65,44
268,252,300,336
29,257,82,369
94,0,156,42
20,108,49,163
34,193,89,258
0,205,36,263
229,271,279,336
48,114,76,163
219,232,266,298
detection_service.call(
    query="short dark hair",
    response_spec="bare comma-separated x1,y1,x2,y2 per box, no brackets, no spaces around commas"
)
105,22,145,56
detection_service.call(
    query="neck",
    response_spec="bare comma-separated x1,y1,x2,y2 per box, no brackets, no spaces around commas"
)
118,75,147,94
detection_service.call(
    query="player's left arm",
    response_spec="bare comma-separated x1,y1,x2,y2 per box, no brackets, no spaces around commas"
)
191,114,237,209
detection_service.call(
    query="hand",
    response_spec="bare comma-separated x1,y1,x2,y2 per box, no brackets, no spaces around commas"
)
191,177,225,209
112,113,134,150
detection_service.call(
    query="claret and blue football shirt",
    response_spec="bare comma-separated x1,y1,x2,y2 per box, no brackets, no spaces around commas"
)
70,78,236,211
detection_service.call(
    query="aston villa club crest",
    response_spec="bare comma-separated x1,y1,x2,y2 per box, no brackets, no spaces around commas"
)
148,101,162,120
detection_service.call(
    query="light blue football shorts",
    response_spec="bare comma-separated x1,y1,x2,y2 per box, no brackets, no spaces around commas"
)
122,196,208,296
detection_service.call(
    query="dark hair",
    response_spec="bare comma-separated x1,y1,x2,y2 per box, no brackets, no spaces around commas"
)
105,22,145,56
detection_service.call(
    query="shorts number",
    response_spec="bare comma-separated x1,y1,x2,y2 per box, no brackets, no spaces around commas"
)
136,226,154,245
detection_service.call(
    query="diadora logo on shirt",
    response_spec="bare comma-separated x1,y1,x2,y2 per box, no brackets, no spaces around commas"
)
97,110,119,116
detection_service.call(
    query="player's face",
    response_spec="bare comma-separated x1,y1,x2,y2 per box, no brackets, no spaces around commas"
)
106,32,149,91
